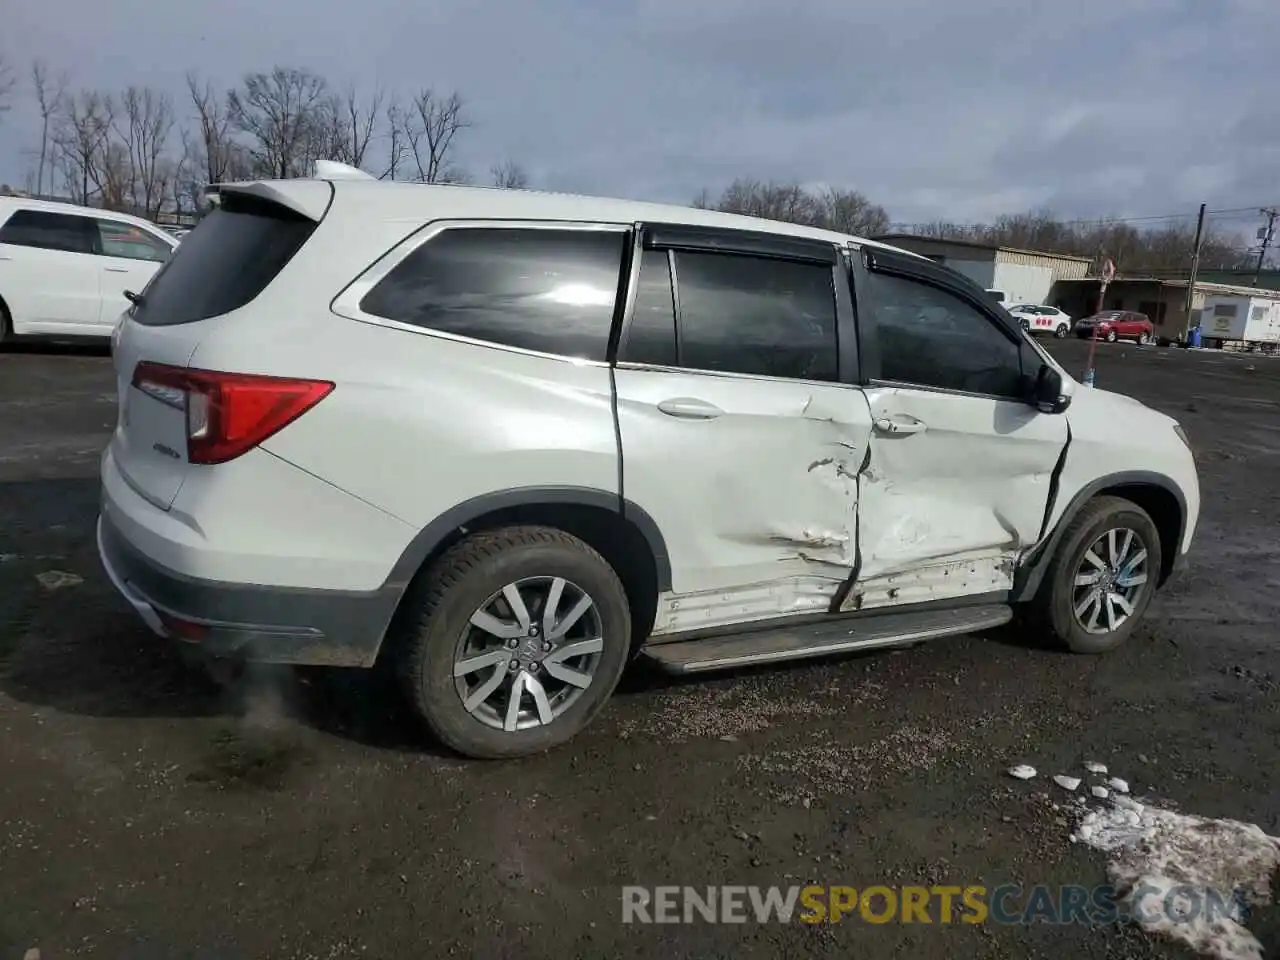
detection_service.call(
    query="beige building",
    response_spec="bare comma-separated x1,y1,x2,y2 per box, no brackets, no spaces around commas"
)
874,235,1092,305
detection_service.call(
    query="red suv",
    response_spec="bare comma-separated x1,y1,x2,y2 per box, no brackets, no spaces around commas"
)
1074,310,1155,344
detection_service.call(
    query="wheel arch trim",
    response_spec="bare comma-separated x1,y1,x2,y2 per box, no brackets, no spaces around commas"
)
385,486,673,594
1012,470,1187,602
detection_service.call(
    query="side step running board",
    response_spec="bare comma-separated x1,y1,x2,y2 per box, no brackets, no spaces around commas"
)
641,605,1012,675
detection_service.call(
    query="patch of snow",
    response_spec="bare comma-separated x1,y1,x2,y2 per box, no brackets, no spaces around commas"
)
1085,761,1108,774
1092,786,1110,799
1054,775,1082,791
1074,799,1280,960
36,570,82,590
1108,777,1130,794
1008,764,1036,780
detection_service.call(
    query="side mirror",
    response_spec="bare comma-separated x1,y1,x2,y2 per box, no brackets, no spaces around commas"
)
1032,365,1070,414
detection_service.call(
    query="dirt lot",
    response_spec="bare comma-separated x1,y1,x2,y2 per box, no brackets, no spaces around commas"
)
1,338,1278,960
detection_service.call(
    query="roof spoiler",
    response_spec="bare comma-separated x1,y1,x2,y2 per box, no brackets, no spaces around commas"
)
203,179,335,222
313,159,375,181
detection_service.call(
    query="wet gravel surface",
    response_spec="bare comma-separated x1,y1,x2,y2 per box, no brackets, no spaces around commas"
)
1,338,1278,959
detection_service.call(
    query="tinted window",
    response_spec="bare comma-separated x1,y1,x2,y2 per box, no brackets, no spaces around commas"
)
619,249,678,366
130,196,317,327
868,273,1024,397
0,209,95,254
97,220,172,262
361,228,624,361
674,251,838,381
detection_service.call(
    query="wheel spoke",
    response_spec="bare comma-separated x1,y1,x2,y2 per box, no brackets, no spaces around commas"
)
502,584,532,632
1116,571,1148,588
1104,594,1118,631
462,666,509,714
454,648,511,677
542,577,566,638
1111,592,1134,616
546,637,604,663
1075,569,1103,587
543,661,592,689
1075,590,1099,619
1084,549,1108,572
1117,530,1134,568
503,671,526,732
1107,529,1120,567
549,594,593,640
525,673,554,724
1087,594,1104,631
470,610,524,640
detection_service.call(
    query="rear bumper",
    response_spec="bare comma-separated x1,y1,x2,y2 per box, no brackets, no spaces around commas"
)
96,511,398,667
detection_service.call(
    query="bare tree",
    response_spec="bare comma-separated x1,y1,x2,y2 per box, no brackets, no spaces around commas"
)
30,60,67,195
320,85,382,169
379,100,407,180
228,67,329,178
52,90,113,204
401,89,469,183
114,86,175,218
0,54,14,117
696,179,889,236
490,159,529,190
187,72,247,187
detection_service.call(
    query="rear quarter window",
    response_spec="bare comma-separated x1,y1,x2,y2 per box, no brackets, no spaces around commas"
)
130,195,318,327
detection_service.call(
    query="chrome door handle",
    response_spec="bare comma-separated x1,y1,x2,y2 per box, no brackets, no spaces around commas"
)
874,416,927,435
657,397,723,420
104,267,129,273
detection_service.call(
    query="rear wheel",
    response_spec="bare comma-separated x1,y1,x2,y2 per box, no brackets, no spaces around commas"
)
393,526,631,759
1138,331,1151,345
0,299,11,346
1029,496,1162,654
1054,323,1068,339
1106,330,1118,343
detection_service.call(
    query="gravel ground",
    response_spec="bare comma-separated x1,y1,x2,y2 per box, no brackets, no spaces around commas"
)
1,338,1278,960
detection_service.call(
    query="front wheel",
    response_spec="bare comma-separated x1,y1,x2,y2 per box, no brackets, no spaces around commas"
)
1106,330,1118,343
1138,332,1151,345
1054,324,1068,339
392,526,631,759
1029,496,1162,654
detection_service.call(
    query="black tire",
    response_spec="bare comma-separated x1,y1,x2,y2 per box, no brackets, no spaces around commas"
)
1106,330,1118,343
1054,324,1068,339
1028,496,1162,654
1138,332,1151,345
393,525,631,759
0,299,11,346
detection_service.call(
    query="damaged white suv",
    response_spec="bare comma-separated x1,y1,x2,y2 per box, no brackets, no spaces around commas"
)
98,169,1200,758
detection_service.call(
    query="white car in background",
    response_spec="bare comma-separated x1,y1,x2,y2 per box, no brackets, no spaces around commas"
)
0,197,178,343
1008,303,1073,338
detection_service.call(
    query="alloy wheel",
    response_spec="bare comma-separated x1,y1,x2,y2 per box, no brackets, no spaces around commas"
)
1071,528,1150,634
452,576,604,732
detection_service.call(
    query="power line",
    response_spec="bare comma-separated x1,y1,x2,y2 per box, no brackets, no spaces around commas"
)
888,204,1280,233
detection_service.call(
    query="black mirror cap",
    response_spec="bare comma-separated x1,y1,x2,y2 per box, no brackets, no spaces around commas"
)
1034,365,1071,414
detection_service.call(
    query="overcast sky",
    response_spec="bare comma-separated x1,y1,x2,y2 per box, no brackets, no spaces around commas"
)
2,0,1277,228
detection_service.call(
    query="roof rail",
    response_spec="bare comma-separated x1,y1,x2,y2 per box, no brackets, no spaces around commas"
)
314,160,376,181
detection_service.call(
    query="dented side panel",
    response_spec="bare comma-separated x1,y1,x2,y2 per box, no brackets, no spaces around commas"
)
614,367,873,625
851,386,1069,602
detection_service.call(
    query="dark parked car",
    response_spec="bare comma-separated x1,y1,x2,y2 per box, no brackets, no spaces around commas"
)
1074,310,1155,344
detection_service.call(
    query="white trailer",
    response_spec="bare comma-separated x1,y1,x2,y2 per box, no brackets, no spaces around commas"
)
1201,294,1280,344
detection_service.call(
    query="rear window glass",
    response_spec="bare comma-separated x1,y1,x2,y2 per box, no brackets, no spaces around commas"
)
130,195,318,327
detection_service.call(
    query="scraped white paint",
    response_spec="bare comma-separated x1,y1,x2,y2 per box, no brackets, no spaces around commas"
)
1074,799,1280,960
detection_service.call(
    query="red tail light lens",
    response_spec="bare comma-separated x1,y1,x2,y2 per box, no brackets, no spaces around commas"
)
131,362,333,464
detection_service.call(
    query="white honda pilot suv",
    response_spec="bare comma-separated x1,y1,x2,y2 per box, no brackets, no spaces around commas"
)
98,170,1200,759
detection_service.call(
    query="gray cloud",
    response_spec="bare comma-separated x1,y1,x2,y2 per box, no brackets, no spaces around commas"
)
2,0,1277,228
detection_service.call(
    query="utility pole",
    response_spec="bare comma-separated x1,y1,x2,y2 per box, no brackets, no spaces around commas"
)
1184,202,1206,340
1253,207,1279,286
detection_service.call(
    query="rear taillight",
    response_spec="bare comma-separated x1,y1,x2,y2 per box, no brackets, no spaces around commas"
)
131,362,333,464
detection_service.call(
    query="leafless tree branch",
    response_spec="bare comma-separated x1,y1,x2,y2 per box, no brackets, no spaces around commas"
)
490,159,529,190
